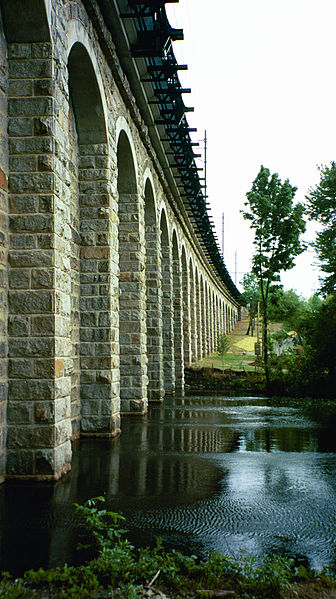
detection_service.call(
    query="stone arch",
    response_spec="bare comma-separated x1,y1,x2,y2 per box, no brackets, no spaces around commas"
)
204,280,210,355
215,295,219,349
211,289,215,353
67,42,107,145
160,209,174,392
65,41,113,440
200,274,206,357
189,257,196,362
116,117,138,184
181,244,191,366
172,229,183,391
220,298,224,336
144,177,164,402
195,266,202,360
117,129,147,414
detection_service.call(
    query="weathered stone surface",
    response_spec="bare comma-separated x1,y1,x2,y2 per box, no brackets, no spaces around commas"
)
0,0,240,484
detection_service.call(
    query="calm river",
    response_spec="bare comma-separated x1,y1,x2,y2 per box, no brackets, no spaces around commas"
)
1,395,336,574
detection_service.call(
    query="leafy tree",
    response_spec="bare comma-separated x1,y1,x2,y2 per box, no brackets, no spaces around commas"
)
306,162,336,294
217,333,230,371
299,294,336,378
242,166,306,385
240,272,260,336
268,288,310,343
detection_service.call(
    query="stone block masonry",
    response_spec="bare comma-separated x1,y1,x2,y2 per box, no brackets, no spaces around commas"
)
0,0,240,481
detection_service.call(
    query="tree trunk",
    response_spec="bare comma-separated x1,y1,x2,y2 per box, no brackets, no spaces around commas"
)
262,309,270,387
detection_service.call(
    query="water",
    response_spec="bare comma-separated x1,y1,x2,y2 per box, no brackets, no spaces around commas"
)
1,395,336,574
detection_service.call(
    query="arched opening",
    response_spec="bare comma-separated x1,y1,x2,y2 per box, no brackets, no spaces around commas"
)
200,274,206,357
172,231,183,391
160,210,174,393
117,130,147,413
67,43,120,441
144,178,164,402
68,43,107,144
211,290,215,353
189,258,196,362
215,295,219,349
195,267,202,360
181,246,191,367
205,281,210,355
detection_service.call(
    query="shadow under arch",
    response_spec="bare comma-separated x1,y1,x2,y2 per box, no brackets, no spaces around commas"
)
68,42,107,145
1,0,50,42
117,130,147,414
144,178,164,402
160,209,175,393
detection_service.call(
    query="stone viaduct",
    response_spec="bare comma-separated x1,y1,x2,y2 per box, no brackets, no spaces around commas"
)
0,0,240,482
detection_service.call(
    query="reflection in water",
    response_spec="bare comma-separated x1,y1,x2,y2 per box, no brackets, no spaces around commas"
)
0,395,336,573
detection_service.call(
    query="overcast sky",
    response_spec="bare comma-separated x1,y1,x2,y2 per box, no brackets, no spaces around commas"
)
166,0,336,297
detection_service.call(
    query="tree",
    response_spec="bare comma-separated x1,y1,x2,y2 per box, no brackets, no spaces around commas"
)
240,272,260,336
268,288,310,344
306,162,336,294
299,294,336,379
217,333,230,372
241,166,306,385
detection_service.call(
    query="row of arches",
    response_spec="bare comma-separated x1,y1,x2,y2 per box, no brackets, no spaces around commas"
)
1,0,239,480
118,130,238,409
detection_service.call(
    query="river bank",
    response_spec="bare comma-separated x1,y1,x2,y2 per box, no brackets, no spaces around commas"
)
1,496,336,599
1,394,336,598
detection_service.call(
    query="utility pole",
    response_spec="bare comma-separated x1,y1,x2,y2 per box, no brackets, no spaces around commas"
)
204,130,207,201
235,250,237,285
221,212,224,259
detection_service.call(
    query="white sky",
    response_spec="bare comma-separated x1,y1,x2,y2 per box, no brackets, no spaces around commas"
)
166,0,336,298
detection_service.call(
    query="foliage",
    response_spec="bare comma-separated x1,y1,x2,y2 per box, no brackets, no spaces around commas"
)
242,166,306,385
306,162,336,294
299,294,336,377
1,497,335,599
266,293,336,396
240,271,261,311
240,271,261,336
217,333,230,371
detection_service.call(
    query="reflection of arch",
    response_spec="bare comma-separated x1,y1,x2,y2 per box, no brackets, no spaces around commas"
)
68,43,107,144
144,178,164,402
118,131,147,413
172,230,183,391
160,209,175,393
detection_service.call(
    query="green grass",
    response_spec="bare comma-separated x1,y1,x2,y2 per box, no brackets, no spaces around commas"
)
193,352,262,372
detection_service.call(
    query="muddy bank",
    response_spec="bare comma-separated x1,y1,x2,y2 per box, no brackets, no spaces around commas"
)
184,366,266,396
